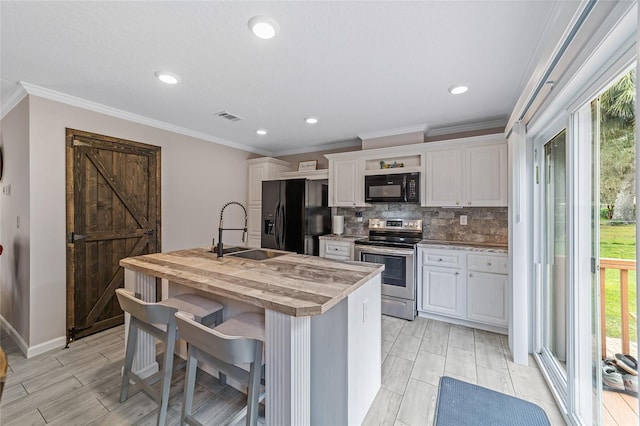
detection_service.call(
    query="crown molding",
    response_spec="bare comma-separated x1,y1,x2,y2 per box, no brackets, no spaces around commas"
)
12,82,271,156
357,124,428,141
1,83,28,120
271,138,361,157
427,117,507,137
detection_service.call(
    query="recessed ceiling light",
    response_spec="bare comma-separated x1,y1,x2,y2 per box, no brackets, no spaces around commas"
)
305,117,319,124
155,71,180,85
448,85,468,95
256,129,268,135
248,16,279,39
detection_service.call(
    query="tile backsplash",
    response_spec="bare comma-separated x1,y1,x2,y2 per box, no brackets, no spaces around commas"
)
336,205,508,244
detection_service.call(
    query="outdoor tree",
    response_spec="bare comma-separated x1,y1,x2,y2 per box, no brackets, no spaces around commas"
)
600,69,635,221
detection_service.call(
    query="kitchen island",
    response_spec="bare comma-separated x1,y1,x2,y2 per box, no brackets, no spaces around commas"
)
119,247,384,425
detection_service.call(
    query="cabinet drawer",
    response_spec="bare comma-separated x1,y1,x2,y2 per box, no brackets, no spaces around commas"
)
420,249,464,268
324,241,352,258
467,253,507,274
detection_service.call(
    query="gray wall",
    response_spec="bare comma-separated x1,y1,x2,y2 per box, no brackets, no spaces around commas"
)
1,94,252,353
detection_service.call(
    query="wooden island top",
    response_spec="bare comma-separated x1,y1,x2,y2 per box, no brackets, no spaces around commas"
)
119,247,384,317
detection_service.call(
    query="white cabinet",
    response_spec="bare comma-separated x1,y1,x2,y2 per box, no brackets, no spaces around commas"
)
418,247,508,332
328,159,365,207
425,149,463,206
246,158,291,247
319,239,354,261
467,271,508,327
465,143,507,206
424,141,507,207
466,253,508,327
420,266,465,318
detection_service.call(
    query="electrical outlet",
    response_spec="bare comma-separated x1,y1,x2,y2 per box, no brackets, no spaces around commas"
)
460,215,468,225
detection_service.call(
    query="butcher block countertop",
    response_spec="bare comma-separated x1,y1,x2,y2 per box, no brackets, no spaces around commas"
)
120,247,384,317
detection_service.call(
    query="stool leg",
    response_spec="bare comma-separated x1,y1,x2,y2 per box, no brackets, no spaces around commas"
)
120,318,138,403
181,348,198,426
157,322,177,426
246,362,260,426
246,342,263,426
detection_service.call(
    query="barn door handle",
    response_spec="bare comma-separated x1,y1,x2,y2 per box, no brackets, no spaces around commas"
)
145,229,155,235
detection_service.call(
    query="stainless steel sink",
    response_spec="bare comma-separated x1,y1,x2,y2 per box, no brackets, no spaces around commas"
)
227,249,288,261
211,246,250,255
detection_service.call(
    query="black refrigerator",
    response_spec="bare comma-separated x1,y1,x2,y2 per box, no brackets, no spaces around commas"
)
261,179,330,255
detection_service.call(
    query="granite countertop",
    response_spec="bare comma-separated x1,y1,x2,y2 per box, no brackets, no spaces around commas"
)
319,234,366,242
418,239,508,254
120,247,384,317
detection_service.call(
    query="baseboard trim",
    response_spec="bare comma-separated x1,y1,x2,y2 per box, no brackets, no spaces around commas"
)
0,315,68,358
27,336,67,358
0,314,29,357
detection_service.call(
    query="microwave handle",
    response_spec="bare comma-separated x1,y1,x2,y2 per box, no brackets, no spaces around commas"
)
402,175,407,202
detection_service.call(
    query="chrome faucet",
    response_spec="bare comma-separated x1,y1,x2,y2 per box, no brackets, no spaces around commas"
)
217,201,248,257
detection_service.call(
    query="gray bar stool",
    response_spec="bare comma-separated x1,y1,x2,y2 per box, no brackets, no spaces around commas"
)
175,311,265,426
115,288,224,426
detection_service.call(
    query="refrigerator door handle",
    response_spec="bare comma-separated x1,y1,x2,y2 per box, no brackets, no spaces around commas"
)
281,204,286,249
274,202,281,249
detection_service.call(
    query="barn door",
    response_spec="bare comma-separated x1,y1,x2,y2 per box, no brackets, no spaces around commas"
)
66,129,161,343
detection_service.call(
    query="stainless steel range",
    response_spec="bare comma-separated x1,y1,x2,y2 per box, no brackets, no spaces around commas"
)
354,218,422,321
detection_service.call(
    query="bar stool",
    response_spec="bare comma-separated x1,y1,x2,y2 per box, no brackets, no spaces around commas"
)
175,311,265,426
115,289,224,426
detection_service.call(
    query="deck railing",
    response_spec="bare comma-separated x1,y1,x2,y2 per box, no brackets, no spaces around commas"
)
600,258,637,358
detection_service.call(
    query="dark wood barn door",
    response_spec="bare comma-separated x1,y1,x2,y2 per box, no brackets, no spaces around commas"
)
66,129,161,342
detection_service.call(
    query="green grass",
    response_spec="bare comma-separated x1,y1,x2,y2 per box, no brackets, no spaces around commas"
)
600,223,636,339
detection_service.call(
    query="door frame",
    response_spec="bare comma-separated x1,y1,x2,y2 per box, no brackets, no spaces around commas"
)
65,128,162,342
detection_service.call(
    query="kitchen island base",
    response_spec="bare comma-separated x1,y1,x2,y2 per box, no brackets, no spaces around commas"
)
121,251,382,426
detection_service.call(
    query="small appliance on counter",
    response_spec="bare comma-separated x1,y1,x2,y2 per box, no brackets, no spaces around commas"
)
354,218,422,320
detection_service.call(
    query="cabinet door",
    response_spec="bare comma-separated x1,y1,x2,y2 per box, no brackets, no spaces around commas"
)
420,266,464,317
465,144,507,206
248,163,266,204
330,159,361,207
425,149,463,206
247,205,262,248
467,271,507,326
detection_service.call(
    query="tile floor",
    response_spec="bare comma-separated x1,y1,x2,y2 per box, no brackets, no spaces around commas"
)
0,316,566,425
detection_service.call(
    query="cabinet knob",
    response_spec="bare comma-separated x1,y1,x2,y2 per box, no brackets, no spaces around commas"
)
487,262,492,266
438,258,443,262
469,273,474,277
456,201,460,205
468,201,472,205
455,272,459,275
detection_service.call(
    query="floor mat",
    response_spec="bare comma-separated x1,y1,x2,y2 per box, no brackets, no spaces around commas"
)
434,376,551,426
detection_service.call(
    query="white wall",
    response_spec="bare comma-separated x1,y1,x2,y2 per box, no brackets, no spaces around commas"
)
0,97,31,346
4,95,251,353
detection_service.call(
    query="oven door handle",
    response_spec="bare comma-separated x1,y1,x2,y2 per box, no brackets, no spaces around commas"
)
355,245,415,257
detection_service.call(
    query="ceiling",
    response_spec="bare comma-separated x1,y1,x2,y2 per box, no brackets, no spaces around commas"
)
1,1,574,156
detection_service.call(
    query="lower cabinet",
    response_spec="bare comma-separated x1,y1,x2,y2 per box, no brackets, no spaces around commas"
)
418,247,508,332
420,266,464,318
466,271,508,326
319,239,354,261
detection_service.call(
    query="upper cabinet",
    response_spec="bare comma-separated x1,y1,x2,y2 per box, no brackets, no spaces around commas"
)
321,133,507,208
425,137,507,207
247,158,291,205
327,158,365,207
465,143,507,206
424,148,463,206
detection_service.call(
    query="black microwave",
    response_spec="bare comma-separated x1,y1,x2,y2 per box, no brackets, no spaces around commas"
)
365,172,420,203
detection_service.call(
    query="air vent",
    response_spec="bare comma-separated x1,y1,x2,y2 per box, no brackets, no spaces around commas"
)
214,111,243,122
